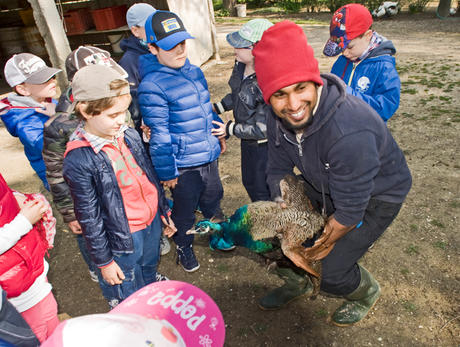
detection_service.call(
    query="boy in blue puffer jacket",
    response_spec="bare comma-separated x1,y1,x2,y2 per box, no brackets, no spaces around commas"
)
138,10,225,273
0,53,61,190
323,3,400,122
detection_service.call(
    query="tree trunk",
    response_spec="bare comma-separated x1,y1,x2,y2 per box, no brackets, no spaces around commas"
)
223,0,237,15
437,0,452,18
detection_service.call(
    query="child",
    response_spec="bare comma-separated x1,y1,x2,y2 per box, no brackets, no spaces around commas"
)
120,5,172,255
43,46,129,287
213,19,273,203
138,10,225,272
120,3,156,97
0,172,58,343
63,65,176,308
0,53,61,190
323,3,400,122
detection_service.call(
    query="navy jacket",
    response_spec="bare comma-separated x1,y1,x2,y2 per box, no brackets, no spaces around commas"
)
138,54,222,181
267,74,411,227
215,61,269,141
331,39,400,122
63,128,170,267
119,35,150,130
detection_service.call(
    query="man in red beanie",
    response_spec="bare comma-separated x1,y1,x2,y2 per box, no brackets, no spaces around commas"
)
252,20,412,326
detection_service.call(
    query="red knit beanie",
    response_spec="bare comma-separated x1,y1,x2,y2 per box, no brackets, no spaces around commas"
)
253,20,323,104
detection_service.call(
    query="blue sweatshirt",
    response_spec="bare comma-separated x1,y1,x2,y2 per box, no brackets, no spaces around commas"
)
331,39,400,122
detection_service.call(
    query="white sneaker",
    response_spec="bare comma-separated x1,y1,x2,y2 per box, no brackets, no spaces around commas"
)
89,270,99,282
155,273,169,281
160,235,171,255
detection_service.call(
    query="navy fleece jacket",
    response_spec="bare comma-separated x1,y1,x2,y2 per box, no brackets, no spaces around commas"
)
267,73,411,227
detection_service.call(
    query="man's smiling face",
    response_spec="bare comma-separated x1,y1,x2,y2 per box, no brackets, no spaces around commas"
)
269,81,318,130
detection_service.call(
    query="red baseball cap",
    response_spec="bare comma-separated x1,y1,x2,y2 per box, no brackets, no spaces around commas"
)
323,3,373,57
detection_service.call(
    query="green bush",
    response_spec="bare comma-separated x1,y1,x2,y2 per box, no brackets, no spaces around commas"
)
278,0,304,13
408,0,430,13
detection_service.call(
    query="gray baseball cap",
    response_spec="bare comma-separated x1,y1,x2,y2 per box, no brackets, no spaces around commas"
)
65,46,128,81
72,64,130,102
4,53,61,87
126,3,156,28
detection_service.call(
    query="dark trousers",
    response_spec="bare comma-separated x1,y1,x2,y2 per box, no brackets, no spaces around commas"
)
302,179,402,296
97,213,162,305
0,290,39,347
241,140,270,202
171,160,223,247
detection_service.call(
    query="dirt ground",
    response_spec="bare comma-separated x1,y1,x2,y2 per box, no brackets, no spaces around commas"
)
0,11,458,347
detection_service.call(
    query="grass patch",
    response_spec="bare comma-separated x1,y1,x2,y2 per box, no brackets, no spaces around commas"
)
409,224,418,232
433,241,447,250
429,219,445,228
449,201,460,208
402,88,417,95
315,308,328,318
400,268,410,276
405,244,419,255
216,264,230,272
401,300,418,314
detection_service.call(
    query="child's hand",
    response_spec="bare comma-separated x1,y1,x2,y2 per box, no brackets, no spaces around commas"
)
35,102,56,117
68,220,82,234
20,199,48,225
211,120,226,138
219,138,227,154
100,261,125,286
161,215,177,237
161,178,178,189
140,124,151,141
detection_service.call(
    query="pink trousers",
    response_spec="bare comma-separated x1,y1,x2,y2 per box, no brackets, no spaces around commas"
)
21,291,59,342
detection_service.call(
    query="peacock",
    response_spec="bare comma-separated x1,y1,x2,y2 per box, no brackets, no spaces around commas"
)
189,175,326,293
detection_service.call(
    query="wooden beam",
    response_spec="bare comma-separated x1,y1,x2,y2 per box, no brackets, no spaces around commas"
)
27,0,71,90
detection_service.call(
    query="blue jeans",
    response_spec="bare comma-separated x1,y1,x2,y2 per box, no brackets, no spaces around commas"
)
76,234,96,273
171,160,224,247
97,213,162,305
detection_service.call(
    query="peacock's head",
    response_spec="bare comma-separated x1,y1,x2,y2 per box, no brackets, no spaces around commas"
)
186,220,222,235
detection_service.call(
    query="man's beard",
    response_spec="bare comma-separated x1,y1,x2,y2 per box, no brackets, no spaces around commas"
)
281,111,314,131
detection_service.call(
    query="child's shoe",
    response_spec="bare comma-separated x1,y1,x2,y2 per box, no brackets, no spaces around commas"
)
209,208,226,224
176,245,200,272
160,234,171,255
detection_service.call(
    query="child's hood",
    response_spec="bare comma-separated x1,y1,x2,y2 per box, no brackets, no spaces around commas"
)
0,94,50,137
138,53,191,80
367,38,396,59
64,129,91,158
120,35,149,55
0,93,44,113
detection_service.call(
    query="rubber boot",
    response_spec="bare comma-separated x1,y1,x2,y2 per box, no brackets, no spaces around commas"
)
331,265,381,326
258,267,313,310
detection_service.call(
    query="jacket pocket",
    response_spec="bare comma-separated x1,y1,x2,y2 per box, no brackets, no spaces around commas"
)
174,137,187,160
